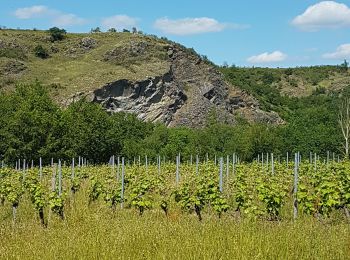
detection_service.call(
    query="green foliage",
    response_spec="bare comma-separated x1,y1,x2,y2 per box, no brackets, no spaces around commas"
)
129,177,154,215
34,45,49,59
0,82,60,163
49,191,65,219
107,28,117,33
24,173,46,211
23,171,47,225
0,168,24,208
257,176,287,220
174,164,229,220
88,175,104,203
48,27,66,42
340,59,348,72
0,75,345,164
1,160,350,229
70,177,81,194
57,99,111,162
90,27,101,33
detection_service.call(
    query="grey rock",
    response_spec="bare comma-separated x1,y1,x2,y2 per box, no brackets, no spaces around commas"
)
79,37,97,50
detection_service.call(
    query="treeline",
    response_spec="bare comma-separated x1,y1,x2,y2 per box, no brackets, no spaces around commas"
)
0,82,344,164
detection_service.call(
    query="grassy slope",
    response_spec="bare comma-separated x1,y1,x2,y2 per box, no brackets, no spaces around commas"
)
221,66,350,98
0,29,170,101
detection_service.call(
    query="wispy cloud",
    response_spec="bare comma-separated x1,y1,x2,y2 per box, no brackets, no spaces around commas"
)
14,5,49,19
101,15,138,30
14,5,87,27
53,14,86,27
323,44,350,59
247,51,287,64
292,1,350,31
154,17,248,36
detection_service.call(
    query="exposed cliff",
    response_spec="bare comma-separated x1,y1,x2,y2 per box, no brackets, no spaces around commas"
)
82,43,282,127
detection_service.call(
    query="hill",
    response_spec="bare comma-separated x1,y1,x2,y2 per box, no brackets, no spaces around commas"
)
0,29,282,127
1,29,350,127
220,65,350,113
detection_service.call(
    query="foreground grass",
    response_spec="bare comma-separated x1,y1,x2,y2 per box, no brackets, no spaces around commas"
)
0,199,349,260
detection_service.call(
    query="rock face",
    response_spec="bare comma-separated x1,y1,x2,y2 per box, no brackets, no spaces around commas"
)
78,42,283,127
92,71,187,125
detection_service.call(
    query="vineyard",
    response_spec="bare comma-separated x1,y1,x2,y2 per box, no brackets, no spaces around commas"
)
1,155,350,224
1,156,350,259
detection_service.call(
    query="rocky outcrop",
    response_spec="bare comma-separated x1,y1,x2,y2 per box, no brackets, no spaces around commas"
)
92,70,187,125
79,37,97,50
71,41,283,127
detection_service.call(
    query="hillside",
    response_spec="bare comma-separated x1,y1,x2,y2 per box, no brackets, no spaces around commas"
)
220,65,350,113
1,29,350,127
0,29,282,127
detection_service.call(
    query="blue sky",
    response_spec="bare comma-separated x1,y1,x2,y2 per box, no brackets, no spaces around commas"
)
1,0,350,67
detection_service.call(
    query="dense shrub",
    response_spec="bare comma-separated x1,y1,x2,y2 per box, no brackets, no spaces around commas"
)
48,27,66,42
34,45,49,59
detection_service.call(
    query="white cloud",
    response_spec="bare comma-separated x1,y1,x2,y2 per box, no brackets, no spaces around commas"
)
14,5,50,19
53,14,86,27
323,44,350,59
154,17,243,36
101,15,138,30
14,5,86,27
247,51,287,63
292,1,350,31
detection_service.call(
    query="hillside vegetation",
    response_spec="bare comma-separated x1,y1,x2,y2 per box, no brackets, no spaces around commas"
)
0,29,170,102
220,65,350,111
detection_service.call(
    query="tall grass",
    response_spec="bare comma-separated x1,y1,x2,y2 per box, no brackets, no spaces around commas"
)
0,187,349,259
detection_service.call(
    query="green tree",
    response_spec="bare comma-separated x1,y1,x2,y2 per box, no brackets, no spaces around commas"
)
91,27,101,33
107,113,153,158
107,28,117,33
161,128,197,160
48,27,66,42
340,59,349,73
0,82,60,163
58,99,110,163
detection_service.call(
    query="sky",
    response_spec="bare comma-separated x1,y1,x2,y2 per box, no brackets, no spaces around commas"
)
1,0,350,67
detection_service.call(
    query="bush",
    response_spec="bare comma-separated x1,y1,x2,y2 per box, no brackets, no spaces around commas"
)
91,27,101,33
34,45,49,59
48,27,66,42
107,28,117,33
